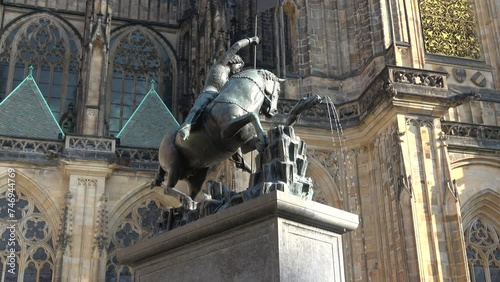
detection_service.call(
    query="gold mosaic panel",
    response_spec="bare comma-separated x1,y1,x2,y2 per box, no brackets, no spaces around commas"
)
420,0,482,60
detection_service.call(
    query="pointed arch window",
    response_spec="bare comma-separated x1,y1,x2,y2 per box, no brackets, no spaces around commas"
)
419,0,482,60
0,14,81,119
0,190,56,282
465,218,500,282
108,28,174,137
106,198,167,282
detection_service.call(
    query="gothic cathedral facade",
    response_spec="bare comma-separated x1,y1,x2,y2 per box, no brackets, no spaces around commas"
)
0,0,498,281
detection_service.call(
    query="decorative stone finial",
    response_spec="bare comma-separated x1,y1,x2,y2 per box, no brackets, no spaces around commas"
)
150,79,156,91
28,65,34,77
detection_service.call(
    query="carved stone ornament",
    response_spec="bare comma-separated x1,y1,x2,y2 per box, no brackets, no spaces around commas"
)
420,0,481,60
393,70,445,88
0,190,57,279
452,68,467,83
95,193,109,255
441,121,500,140
471,71,487,87
444,92,480,108
58,191,73,253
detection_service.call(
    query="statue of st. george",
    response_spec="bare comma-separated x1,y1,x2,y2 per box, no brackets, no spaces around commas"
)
178,36,260,141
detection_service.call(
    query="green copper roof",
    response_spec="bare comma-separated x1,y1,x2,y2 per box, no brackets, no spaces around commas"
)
0,69,64,140
117,81,179,148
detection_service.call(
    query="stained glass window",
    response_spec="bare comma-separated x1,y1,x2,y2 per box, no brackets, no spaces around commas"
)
106,199,166,282
419,0,482,60
0,14,81,119
465,218,500,282
108,28,174,136
0,190,56,282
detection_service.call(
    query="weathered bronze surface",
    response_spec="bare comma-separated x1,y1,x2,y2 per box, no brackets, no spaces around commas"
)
151,40,324,233
152,68,282,207
179,36,259,141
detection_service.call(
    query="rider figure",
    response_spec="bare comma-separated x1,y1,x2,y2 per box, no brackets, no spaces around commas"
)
178,36,260,141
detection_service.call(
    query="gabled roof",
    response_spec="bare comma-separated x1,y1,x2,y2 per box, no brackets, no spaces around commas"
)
117,81,178,148
0,68,64,140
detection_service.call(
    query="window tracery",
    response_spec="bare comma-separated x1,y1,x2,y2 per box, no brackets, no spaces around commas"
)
312,185,328,205
0,14,81,119
419,0,482,60
0,190,56,282
465,218,500,282
108,28,174,136
106,198,167,282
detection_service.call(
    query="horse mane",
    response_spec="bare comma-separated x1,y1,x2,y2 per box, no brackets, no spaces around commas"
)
257,69,280,82
233,69,281,82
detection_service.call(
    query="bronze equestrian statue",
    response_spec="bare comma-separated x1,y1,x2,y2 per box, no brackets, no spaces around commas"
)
179,36,260,173
152,69,283,207
178,36,260,141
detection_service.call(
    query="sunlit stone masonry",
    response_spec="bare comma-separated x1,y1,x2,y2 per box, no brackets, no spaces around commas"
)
0,0,499,281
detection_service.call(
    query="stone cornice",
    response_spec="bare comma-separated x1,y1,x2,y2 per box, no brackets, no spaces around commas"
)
270,66,454,129
442,121,500,153
59,159,117,178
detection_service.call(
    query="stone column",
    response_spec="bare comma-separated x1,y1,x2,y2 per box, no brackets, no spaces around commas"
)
396,114,468,280
59,161,113,282
394,125,421,281
437,131,469,280
77,0,112,136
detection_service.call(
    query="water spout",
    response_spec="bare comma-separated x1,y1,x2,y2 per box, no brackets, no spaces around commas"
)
324,96,354,196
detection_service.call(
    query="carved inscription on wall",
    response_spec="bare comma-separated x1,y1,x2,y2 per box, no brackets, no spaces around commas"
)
420,0,482,60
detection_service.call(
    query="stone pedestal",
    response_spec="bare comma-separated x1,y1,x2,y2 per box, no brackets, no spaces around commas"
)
117,191,358,282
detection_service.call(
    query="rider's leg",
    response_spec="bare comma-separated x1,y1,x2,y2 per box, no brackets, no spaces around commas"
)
179,92,218,140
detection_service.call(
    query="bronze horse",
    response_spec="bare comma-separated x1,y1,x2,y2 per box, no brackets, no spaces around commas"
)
153,69,283,206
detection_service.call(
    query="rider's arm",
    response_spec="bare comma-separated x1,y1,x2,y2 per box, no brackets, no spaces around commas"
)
219,36,259,65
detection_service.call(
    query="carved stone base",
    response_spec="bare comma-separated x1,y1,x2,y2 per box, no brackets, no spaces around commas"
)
247,125,314,201
117,191,359,282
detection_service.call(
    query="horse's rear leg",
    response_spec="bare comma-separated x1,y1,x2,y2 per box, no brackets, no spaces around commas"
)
162,166,195,209
158,144,196,209
185,167,209,200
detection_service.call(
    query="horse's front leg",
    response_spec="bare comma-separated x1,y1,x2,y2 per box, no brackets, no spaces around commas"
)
231,148,252,173
221,112,267,147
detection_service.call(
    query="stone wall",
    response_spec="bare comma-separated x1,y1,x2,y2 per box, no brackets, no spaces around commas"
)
177,0,390,103
1,0,179,25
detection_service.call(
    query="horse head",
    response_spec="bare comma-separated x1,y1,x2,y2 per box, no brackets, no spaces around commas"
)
258,70,284,118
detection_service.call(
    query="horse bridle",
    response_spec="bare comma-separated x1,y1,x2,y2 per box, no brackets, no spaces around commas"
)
233,75,278,105
213,75,277,113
